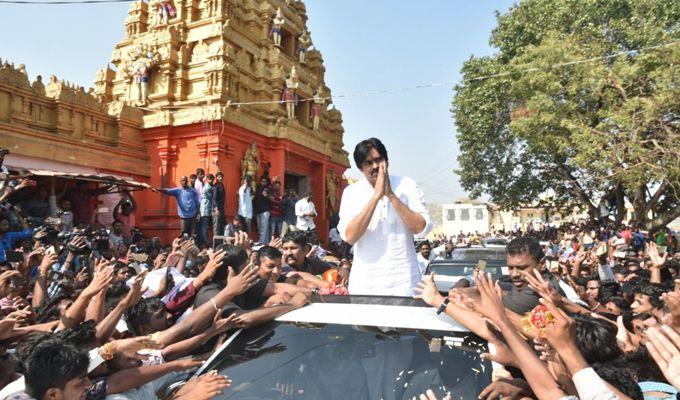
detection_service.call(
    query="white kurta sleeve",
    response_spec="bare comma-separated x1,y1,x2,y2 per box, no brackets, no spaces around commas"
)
337,186,360,242
404,178,432,237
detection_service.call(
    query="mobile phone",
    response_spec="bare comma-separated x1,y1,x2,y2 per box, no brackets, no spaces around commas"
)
5,251,23,263
213,236,225,248
549,260,560,270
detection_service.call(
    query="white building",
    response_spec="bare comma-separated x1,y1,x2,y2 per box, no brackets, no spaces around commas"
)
442,201,489,237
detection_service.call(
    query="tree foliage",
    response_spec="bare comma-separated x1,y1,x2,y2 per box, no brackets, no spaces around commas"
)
452,0,680,231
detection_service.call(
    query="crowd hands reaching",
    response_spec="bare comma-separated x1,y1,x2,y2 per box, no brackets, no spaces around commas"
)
415,221,680,400
0,169,354,400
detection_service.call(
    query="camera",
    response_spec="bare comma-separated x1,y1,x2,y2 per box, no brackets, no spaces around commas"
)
34,225,60,245
90,228,110,252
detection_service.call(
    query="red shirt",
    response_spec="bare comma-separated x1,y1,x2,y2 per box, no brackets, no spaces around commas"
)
270,193,283,218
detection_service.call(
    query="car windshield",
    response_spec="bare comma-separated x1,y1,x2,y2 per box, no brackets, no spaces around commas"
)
450,248,506,261
207,321,491,400
431,264,502,277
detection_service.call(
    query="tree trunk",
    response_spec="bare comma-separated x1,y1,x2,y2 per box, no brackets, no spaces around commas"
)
643,207,680,233
614,184,626,224
629,185,648,228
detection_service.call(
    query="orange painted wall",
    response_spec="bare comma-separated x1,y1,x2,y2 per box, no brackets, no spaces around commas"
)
135,120,346,245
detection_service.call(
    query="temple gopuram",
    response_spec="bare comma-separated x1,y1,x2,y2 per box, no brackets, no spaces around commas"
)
0,0,349,243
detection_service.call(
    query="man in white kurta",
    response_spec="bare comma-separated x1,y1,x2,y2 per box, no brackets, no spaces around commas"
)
338,138,431,296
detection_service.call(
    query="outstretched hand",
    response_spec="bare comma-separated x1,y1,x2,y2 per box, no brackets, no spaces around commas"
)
646,242,668,269
414,273,445,308
469,272,505,324
522,269,563,307
225,265,259,296
646,325,680,389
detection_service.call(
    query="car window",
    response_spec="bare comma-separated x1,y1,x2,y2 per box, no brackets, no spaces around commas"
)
431,265,501,277
450,249,506,261
208,322,491,400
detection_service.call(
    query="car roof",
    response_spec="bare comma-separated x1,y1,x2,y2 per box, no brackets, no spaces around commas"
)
275,295,470,332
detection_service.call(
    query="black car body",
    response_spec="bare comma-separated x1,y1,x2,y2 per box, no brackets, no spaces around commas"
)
187,296,492,400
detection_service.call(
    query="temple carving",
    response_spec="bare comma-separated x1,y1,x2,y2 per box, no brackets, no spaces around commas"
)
1,0,348,243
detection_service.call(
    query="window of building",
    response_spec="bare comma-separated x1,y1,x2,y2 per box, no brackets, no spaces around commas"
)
460,208,470,221
475,208,484,220
446,209,455,221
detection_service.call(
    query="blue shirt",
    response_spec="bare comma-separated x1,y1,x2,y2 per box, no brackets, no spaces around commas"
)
162,187,200,218
0,228,33,262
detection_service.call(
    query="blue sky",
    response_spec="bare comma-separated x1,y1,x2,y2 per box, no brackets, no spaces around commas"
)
0,0,515,204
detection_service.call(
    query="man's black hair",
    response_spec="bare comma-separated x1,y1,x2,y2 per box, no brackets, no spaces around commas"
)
14,332,52,373
105,281,131,312
616,347,666,383
572,313,622,364
506,237,544,263
592,363,643,400
189,173,197,179
641,283,667,309
25,340,89,400
599,281,620,299
125,297,166,336
353,138,388,169
602,295,631,311
54,320,97,347
256,246,282,266
196,168,205,174
213,243,249,282
282,230,310,248
36,295,71,324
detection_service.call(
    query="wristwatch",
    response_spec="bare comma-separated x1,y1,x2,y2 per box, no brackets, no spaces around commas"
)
436,298,450,315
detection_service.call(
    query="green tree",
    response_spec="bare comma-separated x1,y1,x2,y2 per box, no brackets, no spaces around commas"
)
452,0,680,231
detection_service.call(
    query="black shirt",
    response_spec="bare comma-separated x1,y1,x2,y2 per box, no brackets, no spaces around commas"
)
282,256,333,277
212,182,225,213
253,186,271,214
194,278,268,315
500,272,564,315
282,197,297,224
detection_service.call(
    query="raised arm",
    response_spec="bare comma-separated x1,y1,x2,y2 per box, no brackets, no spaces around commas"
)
156,263,259,346
57,262,113,331
339,173,383,245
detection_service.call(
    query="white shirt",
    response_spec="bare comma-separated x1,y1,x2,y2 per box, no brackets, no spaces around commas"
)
295,198,317,231
237,184,253,219
194,179,204,194
416,252,433,275
572,367,620,400
337,175,431,296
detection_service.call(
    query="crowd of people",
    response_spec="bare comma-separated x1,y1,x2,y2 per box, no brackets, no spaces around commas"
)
2,138,680,400
0,155,352,400
413,222,680,400
151,168,319,249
